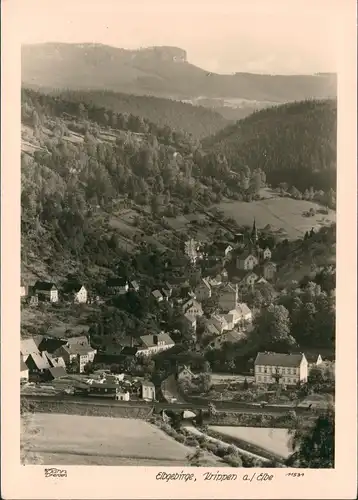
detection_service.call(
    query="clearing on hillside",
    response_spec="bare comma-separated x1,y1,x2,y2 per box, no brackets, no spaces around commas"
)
21,413,221,466
215,197,335,240
209,426,292,459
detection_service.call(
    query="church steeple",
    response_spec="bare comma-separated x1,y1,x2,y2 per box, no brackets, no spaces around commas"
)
251,218,258,244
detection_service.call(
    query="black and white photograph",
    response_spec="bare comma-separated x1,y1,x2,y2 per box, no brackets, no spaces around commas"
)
1,0,356,496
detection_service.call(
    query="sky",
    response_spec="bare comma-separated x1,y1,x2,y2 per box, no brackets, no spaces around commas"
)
16,0,342,75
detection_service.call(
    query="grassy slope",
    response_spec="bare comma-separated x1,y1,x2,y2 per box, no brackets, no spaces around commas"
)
21,413,222,466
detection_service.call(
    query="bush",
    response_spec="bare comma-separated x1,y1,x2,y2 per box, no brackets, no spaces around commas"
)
185,437,199,447
175,434,186,444
223,454,243,467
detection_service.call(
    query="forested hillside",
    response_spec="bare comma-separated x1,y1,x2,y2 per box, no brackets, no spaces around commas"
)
202,99,337,194
37,89,230,139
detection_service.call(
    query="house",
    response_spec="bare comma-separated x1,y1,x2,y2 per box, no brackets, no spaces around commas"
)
236,251,259,271
183,313,197,331
115,390,130,401
263,261,277,281
141,380,156,401
45,366,67,381
27,294,39,306
177,365,195,382
195,278,211,301
306,354,323,372
33,281,59,303
254,352,308,386
106,278,129,295
161,288,172,302
218,283,238,312
137,333,175,356
237,271,259,290
20,356,29,383
263,247,272,261
72,285,88,304
54,343,97,373
182,299,203,317
184,238,199,264
210,330,242,350
20,338,41,362
129,280,140,292
25,351,52,377
152,290,164,302
210,314,229,334
216,242,234,259
206,322,220,336
235,303,253,323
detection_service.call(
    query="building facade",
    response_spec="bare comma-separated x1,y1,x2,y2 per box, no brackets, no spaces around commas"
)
254,352,308,386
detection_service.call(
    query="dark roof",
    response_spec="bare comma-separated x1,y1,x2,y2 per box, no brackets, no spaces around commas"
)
140,333,174,348
106,278,128,287
48,366,67,379
255,352,305,368
121,346,139,356
38,336,66,354
305,353,322,363
26,352,51,371
34,281,57,291
63,282,86,293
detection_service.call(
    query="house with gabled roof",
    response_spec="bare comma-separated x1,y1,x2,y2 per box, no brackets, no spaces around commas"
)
53,343,97,373
33,281,59,303
262,261,277,281
20,338,41,362
106,277,129,295
254,352,308,386
20,356,29,382
218,283,238,312
195,278,211,301
182,298,203,317
137,333,175,356
63,282,88,303
152,289,164,302
236,250,259,271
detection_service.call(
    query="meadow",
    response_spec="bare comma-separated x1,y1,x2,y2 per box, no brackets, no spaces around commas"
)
209,426,291,459
215,195,336,240
21,413,220,466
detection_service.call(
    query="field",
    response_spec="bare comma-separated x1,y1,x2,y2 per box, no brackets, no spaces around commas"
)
215,194,336,240
21,413,221,466
209,426,291,459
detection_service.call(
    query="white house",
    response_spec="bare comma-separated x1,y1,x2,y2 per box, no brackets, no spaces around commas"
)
137,333,175,357
73,285,88,304
177,365,195,382
263,247,272,260
254,352,308,386
141,380,156,401
20,356,29,382
195,278,211,301
182,299,203,317
306,354,323,372
152,290,164,302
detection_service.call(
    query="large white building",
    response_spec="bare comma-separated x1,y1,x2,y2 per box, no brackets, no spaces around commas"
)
254,352,308,386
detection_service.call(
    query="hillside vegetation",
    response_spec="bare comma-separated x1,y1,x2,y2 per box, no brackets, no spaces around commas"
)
202,99,337,194
38,88,230,139
22,43,337,103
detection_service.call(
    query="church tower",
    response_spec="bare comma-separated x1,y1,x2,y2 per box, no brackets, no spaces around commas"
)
251,218,258,245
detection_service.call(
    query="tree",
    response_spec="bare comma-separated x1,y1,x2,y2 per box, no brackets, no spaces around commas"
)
252,304,296,351
287,407,334,468
186,448,205,466
243,377,249,390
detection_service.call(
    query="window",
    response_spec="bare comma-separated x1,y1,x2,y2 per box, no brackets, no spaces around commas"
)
257,375,261,381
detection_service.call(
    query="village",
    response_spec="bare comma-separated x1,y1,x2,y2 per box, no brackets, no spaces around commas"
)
20,220,332,409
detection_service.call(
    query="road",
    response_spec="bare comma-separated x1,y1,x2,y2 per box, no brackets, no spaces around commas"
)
22,393,314,416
